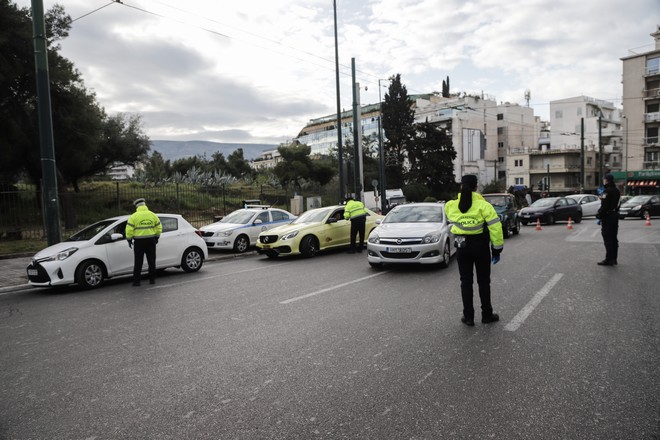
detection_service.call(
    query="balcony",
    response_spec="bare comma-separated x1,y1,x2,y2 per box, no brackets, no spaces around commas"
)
643,161,660,169
645,112,660,123
645,88,660,98
644,137,659,146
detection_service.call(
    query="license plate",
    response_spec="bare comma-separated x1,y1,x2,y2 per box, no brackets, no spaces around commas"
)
262,244,271,249
27,269,38,276
387,247,411,253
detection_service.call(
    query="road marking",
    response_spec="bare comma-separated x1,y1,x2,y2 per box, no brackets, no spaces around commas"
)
504,273,563,332
280,271,389,304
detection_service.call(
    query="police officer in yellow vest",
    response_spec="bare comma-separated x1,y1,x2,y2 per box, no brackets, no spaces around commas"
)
445,175,504,326
343,196,368,253
126,198,162,286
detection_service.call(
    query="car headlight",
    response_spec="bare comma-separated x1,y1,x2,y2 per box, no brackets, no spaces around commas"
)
633,205,642,211
368,233,380,244
281,231,299,240
423,233,440,244
216,230,233,237
43,247,78,262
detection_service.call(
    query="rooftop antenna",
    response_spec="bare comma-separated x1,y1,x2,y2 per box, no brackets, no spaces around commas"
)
524,89,531,107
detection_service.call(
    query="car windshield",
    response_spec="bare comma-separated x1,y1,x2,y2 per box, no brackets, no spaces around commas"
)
292,208,333,224
218,210,255,224
384,205,443,223
530,198,557,207
484,196,507,207
66,219,116,241
626,196,651,204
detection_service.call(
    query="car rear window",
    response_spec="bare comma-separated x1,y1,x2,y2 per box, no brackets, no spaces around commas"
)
159,217,178,233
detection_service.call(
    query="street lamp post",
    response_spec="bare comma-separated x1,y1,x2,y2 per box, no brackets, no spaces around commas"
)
377,78,388,214
333,0,344,202
624,115,629,194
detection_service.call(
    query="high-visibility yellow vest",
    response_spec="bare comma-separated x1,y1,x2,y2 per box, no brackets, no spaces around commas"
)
344,200,368,220
126,205,162,240
445,193,503,249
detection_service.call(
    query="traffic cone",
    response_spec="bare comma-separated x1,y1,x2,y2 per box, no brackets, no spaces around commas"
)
535,218,542,231
645,213,652,226
566,217,573,230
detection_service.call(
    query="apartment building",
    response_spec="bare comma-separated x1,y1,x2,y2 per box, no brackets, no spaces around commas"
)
250,149,283,170
619,26,660,193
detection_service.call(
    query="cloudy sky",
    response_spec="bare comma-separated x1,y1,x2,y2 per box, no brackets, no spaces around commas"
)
15,0,659,145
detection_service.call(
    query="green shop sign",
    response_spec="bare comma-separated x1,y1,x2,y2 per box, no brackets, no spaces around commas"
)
611,170,660,179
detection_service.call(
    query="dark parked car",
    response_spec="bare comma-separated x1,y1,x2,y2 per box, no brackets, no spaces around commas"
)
483,193,521,238
519,197,582,225
619,195,660,219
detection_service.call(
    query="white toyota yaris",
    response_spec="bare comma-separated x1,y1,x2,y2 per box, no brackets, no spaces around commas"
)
26,214,208,289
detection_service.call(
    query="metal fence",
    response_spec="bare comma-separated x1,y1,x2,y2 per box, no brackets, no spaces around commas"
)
0,181,335,241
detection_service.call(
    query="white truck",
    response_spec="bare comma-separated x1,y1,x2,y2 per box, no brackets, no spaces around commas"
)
362,188,406,214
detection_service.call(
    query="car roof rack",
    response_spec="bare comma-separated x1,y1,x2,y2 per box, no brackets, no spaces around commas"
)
245,204,271,209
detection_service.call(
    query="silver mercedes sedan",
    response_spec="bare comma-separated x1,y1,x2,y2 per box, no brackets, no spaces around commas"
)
366,202,455,269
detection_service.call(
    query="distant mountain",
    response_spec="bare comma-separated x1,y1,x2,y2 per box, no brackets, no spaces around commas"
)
149,140,277,162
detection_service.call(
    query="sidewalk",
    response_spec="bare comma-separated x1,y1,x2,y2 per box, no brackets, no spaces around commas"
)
0,251,255,294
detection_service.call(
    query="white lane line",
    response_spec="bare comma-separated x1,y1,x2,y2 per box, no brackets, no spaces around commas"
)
280,271,389,304
504,273,563,332
149,263,288,289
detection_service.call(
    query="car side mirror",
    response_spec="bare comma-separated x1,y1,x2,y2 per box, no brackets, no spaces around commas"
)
375,219,382,225
110,233,124,241
254,219,263,225
327,217,338,224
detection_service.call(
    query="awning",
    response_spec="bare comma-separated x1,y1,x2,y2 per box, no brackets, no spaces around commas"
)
628,180,658,187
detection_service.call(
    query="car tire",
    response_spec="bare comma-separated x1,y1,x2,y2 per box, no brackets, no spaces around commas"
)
512,218,521,235
369,262,383,269
503,220,511,238
300,235,318,258
265,251,278,259
439,240,451,268
573,213,582,223
75,259,105,289
233,234,249,253
181,247,204,272
521,220,529,226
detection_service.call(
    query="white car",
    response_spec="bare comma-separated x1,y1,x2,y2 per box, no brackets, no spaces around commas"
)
367,202,455,268
26,214,208,289
566,194,600,217
200,206,296,252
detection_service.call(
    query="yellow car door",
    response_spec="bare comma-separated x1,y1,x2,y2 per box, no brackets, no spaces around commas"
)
322,208,350,248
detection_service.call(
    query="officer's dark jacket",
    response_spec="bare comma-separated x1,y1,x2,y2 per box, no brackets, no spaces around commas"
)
597,183,620,218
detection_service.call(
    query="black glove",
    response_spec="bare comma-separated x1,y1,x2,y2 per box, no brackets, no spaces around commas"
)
127,239,133,249
491,247,502,257
155,236,159,244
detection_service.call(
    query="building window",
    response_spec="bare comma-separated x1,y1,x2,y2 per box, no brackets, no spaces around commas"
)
514,159,524,167
498,142,504,148
577,107,582,116
647,127,659,144
499,156,504,163
555,110,563,119
648,56,660,75
515,177,524,185
497,113,504,120
497,127,504,135
587,157,592,165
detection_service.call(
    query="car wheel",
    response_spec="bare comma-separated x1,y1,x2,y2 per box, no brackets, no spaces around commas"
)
75,260,105,289
642,209,650,220
181,247,204,272
512,218,521,235
521,220,528,226
439,240,451,268
503,219,512,238
233,235,249,253
369,262,383,269
299,235,318,258
265,251,278,259
546,213,555,225
573,213,582,223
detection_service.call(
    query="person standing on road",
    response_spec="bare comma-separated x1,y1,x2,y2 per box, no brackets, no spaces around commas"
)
596,173,620,266
126,198,162,286
445,175,504,326
525,191,533,207
344,196,368,253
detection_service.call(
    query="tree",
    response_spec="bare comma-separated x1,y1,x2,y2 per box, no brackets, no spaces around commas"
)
381,74,415,189
273,143,334,191
142,151,171,182
0,1,150,189
226,148,254,179
407,121,457,199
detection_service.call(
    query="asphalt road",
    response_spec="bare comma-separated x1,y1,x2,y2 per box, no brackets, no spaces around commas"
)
1,220,659,439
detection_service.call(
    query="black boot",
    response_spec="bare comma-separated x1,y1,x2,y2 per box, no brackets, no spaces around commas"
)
482,313,500,324
461,316,475,326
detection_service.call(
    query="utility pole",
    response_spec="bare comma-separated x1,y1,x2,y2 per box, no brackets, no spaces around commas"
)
624,115,629,194
351,58,361,201
333,0,344,202
377,79,387,214
31,0,61,245
598,115,603,181
580,117,584,192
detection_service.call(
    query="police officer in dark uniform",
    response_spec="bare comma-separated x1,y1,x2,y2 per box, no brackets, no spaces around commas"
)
596,173,620,266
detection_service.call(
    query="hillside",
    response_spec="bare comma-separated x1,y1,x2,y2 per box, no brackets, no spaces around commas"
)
150,140,277,161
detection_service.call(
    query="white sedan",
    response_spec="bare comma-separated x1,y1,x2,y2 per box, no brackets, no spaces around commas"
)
200,206,296,252
566,194,601,217
367,202,455,268
26,214,208,289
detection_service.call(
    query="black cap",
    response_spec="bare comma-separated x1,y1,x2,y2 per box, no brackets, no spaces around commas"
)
461,174,478,186
604,173,614,183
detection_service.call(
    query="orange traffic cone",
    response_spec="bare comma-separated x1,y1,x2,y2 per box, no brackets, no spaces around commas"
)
535,218,542,231
566,217,573,230
645,213,652,226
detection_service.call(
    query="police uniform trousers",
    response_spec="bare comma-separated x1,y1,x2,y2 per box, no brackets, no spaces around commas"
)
600,211,619,263
133,237,157,283
456,231,493,320
349,215,367,251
